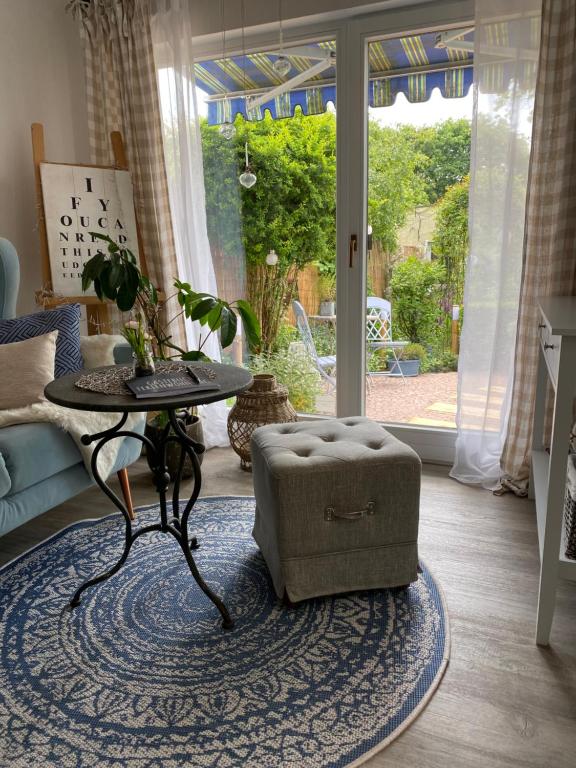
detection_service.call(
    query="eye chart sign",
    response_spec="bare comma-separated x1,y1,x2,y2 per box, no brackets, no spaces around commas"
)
40,163,140,297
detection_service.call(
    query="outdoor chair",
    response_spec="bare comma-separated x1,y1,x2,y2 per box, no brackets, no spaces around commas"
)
366,296,409,381
292,300,336,392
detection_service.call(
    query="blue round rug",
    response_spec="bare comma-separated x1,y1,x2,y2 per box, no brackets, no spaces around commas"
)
0,496,449,767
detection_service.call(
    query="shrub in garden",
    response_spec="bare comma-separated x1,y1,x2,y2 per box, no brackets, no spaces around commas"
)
421,350,459,373
368,348,388,372
317,271,336,302
272,322,299,353
249,349,322,412
368,343,427,372
368,122,428,254
310,322,336,357
390,257,446,345
397,343,427,361
232,114,337,352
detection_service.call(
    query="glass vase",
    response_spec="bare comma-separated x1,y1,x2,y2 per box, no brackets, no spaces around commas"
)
133,343,155,378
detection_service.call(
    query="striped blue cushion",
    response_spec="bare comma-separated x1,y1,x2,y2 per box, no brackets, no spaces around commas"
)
0,304,83,377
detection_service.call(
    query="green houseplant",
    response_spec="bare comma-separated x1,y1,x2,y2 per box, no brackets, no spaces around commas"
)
81,233,261,362
81,233,261,478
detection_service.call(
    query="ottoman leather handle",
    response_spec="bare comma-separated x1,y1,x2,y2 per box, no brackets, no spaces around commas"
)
325,502,375,521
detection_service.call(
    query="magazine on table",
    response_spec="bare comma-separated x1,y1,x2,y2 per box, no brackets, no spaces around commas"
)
126,367,221,399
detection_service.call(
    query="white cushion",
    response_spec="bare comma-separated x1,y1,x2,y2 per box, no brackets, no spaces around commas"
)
0,331,58,409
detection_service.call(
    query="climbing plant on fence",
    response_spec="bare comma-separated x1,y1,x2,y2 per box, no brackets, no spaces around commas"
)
432,175,469,308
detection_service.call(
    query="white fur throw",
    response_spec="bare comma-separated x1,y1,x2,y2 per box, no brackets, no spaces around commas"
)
80,334,126,368
0,336,141,481
0,403,142,481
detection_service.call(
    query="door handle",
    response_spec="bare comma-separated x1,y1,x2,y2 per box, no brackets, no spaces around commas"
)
349,234,358,268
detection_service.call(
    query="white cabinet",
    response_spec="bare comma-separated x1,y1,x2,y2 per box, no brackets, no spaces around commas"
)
530,297,576,645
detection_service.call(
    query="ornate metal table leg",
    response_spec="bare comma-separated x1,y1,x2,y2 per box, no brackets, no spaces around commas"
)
168,410,233,629
70,413,159,607
70,409,233,630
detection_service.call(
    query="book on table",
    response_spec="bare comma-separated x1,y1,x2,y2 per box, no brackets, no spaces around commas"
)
126,369,221,399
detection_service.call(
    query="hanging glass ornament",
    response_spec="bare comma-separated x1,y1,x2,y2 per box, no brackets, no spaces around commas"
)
219,121,236,140
273,55,291,77
239,141,257,188
266,249,279,265
239,169,257,189
274,0,291,77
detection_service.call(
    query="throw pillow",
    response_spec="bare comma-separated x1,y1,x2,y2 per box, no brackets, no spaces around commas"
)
0,331,58,410
0,303,83,377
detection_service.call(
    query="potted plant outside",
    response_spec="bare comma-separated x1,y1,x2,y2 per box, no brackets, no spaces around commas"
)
317,272,336,317
387,343,427,377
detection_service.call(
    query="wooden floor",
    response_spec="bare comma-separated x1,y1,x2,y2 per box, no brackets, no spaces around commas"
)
1,450,576,768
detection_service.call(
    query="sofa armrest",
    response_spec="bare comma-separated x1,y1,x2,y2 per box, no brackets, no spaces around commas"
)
113,341,133,365
0,451,11,499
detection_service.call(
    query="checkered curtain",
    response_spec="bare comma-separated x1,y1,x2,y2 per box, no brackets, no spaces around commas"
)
501,0,576,492
73,0,184,345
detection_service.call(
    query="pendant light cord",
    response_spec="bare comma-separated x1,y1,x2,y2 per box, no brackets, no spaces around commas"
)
241,0,249,158
220,0,225,61
278,0,284,54
241,0,247,96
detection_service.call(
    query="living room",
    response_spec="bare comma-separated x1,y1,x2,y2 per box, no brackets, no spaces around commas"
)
0,1,575,766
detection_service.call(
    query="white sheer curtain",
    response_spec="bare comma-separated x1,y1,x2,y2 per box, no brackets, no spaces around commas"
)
151,0,230,448
450,0,541,488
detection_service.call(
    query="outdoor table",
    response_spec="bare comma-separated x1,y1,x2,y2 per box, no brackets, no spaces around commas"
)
45,362,253,630
308,314,337,325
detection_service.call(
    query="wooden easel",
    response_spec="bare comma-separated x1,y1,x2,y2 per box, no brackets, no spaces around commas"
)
31,123,149,335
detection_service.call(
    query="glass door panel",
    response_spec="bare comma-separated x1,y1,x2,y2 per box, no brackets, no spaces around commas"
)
362,28,472,430
195,38,337,417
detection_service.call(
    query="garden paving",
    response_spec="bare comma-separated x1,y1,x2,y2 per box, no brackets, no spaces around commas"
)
367,371,458,427
315,372,458,428
313,372,503,431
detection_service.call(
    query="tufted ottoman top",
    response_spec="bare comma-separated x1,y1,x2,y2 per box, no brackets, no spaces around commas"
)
251,416,419,477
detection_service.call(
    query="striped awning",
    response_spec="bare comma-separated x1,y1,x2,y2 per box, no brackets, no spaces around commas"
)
196,30,474,125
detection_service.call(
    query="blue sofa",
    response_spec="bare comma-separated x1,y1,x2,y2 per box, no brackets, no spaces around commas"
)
0,237,143,538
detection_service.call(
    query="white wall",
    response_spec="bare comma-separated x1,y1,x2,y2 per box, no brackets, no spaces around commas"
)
0,0,89,314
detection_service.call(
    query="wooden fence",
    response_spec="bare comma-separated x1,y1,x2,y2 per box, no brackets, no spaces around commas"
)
212,245,400,329
288,246,395,324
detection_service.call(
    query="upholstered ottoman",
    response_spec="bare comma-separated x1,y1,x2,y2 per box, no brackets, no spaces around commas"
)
251,416,421,602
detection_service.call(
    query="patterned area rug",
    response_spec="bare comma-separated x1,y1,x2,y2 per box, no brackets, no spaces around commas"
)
0,496,449,767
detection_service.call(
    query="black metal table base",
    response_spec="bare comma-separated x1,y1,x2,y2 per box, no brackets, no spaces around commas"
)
70,410,233,630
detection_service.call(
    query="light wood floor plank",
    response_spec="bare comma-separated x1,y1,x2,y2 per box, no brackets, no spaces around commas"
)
0,449,575,767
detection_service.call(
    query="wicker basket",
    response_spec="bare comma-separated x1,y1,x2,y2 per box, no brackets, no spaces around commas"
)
564,453,576,560
227,373,298,471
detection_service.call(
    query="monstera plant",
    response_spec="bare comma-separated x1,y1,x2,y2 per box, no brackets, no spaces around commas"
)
81,233,261,361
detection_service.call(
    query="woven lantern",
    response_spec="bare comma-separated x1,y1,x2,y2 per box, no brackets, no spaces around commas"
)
227,373,297,471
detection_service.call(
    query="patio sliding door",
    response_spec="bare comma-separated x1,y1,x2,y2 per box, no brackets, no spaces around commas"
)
188,0,475,459
338,0,474,461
